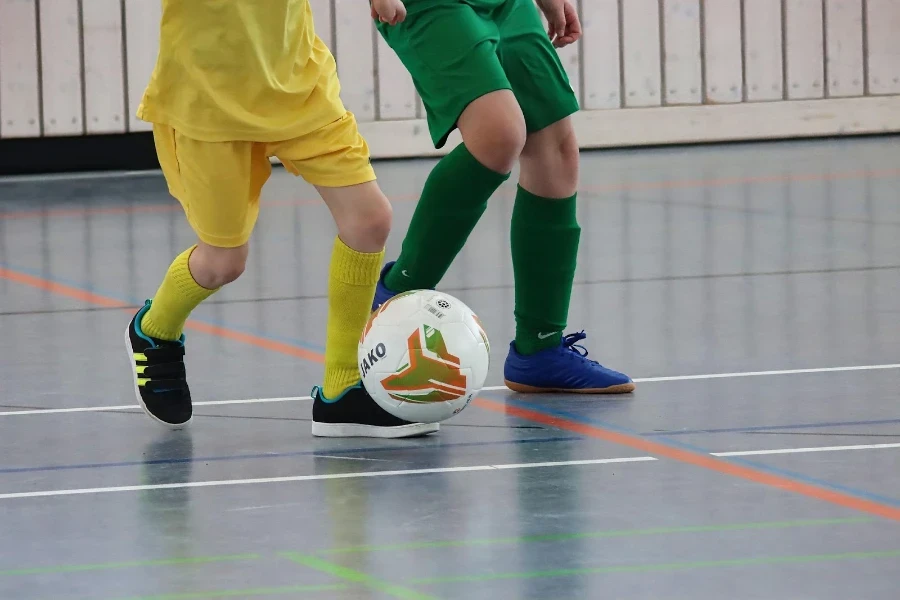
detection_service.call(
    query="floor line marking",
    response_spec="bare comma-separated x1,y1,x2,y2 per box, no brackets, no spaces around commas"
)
4,362,900,418
0,457,656,500
318,517,871,555
713,443,900,457
0,396,311,417
0,436,582,475
0,554,260,577
408,549,900,585
281,553,436,600
0,265,325,364
473,398,900,521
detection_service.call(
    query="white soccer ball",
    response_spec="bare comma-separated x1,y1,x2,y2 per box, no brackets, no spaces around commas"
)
359,290,491,423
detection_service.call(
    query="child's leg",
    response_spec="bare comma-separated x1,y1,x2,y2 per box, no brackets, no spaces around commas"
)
374,5,524,297
128,126,268,428
272,112,438,437
315,181,391,399
141,242,246,341
383,90,523,294
495,0,633,392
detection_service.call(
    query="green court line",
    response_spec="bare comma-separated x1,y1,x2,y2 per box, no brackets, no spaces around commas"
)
410,549,900,585
119,583,349,599
281,553,437,600
319,517,872,554
0,554,259,577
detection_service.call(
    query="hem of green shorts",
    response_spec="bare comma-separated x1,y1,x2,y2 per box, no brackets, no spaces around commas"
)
431,91,580,150
524,99,581,137
431,84,513,149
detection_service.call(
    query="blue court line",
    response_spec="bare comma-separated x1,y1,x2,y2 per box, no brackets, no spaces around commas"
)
0,436,582,475
495,396,900,509
0,260,326,353
643,418,900,436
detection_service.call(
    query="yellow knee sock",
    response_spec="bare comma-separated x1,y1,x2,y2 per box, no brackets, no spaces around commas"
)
141,246,218,341
323,237,384,398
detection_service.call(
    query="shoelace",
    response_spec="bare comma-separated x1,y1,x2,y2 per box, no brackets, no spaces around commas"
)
562,331,599,365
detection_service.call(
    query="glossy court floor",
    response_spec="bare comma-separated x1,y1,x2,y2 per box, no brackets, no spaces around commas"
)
1,136,899,600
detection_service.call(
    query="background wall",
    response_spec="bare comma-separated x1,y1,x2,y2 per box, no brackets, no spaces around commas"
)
0,0,899,158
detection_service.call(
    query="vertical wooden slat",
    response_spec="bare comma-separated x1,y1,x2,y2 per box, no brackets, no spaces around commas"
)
375,35,417,120
784,0,825,99
123,0,161,132
743,0,784,101
621,0,662,107
334,0,376,121
703,0,743,103
309,0,333,50
0,0,41,138
824,0,864,98
580,0,621,109
662,0,703,105
82,0,125,134
39,0,83,135
865,0,900,95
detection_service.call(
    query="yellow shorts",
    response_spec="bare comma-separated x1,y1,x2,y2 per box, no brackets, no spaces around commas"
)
153,112,376,248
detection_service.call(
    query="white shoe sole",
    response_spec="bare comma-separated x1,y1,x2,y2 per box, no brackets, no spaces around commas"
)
124,324,191,430
311,421,439,438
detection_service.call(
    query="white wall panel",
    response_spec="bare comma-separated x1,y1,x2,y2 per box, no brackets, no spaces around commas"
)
824,0,864,98
662,0,702,105
2,0,898,151
742,0,784,101
334,0,376,121
784,0,825,99
82,0,126,134
309,0,333,50
702,0,742,103
123,0,161,132
581,0,620,109
621,0,662,107
865,0,900,95
0,0,41,138
375,35,417,120
38,0,83,135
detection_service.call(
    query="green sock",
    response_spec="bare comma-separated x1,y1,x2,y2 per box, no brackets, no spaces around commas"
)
511,186,580,355
385,143,509,292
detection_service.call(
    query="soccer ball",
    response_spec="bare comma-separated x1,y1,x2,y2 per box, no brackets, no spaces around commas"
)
359,290,491,423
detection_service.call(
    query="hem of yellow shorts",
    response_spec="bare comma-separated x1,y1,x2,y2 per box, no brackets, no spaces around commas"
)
295,167,377,189
191,226,253,249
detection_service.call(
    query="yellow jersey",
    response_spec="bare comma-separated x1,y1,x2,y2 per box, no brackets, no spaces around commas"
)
138,0,344,142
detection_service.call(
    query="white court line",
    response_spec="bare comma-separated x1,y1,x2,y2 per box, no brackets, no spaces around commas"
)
0,364,900,417
0,456,657,500
0,396,309,417
3,363,899,418
631,363,900,383
713,443,900,457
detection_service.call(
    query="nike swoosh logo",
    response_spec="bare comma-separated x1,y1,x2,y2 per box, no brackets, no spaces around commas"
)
537,332,558,340
401,270,410,277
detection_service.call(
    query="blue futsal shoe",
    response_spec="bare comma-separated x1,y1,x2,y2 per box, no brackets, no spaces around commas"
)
504,331,635,394
372,261,398,311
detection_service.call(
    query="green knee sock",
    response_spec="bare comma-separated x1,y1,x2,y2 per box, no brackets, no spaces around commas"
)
385,143,509,292
511,186,580,355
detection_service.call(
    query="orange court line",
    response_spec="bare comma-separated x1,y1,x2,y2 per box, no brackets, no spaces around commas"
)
473,397,900,522
0,266,325,364
5,264,899,520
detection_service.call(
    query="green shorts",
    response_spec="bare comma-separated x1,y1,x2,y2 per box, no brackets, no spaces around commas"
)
377,0,579,148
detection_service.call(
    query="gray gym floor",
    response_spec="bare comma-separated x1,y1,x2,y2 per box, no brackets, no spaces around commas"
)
1,136,899,600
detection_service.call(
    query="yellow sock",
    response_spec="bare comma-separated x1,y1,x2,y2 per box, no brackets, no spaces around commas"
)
323,237,384,398
141,246,218,341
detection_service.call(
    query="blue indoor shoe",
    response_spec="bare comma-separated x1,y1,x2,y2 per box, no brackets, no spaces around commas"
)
372,261,398,311
503,331,635,394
